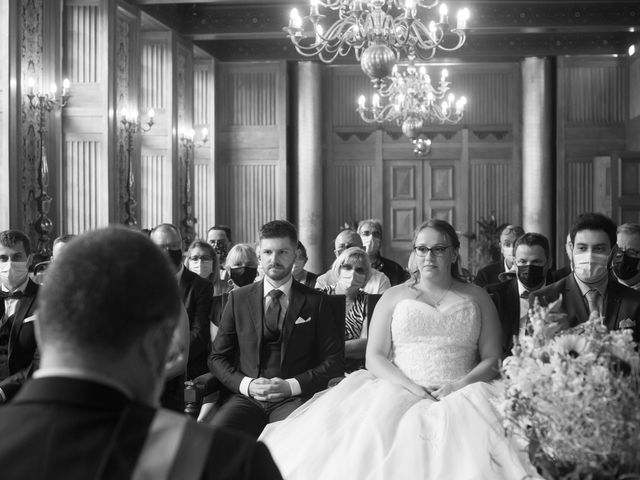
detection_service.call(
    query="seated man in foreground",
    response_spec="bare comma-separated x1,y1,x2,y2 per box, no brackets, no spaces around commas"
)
209,220,344,439
0,227,281,480
530,213,640,341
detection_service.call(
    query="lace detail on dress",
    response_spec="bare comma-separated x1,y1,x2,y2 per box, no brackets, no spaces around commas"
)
390,298,481,388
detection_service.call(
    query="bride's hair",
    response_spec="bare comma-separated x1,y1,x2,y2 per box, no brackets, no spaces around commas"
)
408,219,465,284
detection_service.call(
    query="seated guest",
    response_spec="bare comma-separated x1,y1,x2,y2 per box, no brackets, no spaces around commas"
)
486,232,552,358
315,229,391,294
52,234,76,261
0,230,39,403
33,234,77,284
292,241,318,287
474,224,524,287
209,220,344,439
0,227,281,479
207,225,233,294
320,247,371,372
530,213,640,341
612,223,640,290
210,243,260,334
151,224,213,412
186,239,225,296
357,218,409,286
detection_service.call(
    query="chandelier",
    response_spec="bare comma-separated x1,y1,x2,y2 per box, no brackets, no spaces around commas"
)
284,0,469,87
357,60,466,155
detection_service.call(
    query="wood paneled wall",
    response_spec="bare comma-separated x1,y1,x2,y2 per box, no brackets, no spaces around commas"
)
556,56,627,263
215,61,288,244
324,63,520,271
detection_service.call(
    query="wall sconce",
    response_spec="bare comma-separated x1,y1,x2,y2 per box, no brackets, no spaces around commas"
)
120,107,154,227
179,128,208,248
25,77,70,257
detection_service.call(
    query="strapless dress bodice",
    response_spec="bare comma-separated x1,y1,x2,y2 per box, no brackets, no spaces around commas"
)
390,298,481,387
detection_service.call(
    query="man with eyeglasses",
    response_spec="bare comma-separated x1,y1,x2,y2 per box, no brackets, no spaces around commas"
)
314,229,391,294
474,225,525,287
612,223,640,290
357,219,409,286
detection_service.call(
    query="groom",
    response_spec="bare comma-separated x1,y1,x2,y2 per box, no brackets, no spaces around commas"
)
209,220,344,438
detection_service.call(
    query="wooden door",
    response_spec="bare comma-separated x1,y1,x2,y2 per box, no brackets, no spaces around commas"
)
611,152,640,223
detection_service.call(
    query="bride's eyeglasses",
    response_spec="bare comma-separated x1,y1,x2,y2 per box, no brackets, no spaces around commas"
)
413,245,451,257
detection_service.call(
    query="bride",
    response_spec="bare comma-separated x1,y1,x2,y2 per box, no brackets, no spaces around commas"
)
260,219,537,479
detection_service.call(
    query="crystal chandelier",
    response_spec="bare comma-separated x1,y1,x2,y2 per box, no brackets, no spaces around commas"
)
357,60,467,155
284,0,469,87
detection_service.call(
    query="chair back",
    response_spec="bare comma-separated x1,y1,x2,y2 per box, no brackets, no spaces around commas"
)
323,293,346,344
366,294,382,331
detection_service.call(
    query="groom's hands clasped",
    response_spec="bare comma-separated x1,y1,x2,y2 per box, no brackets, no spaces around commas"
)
249,377,293,402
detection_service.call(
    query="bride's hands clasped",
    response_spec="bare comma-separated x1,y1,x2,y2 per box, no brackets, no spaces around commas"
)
430,381,464,400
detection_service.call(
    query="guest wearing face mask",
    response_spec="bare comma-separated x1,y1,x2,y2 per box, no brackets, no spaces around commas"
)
612,223,640,290
186,240,227,296
291,241,318,288
530,213,640,341
474,225,525,287
0,230,39,403
209,244,260,339
320,247,371,372
357,219,409,286
486,233,552,358
150,224,213,411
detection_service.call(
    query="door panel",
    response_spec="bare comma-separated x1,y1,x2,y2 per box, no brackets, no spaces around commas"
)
611,152,640,224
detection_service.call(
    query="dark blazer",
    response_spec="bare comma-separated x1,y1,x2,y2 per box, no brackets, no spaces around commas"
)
530,274,640,341
376,256,410,286
0,376,282,479
0,279,39,400
180,268,214,379
209,279,344,397
474,261,505,287
485,279,521,357
300,270,318,288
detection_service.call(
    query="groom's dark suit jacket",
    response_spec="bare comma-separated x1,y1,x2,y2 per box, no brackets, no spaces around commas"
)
0,279,39,400
486,278,521,358
529,274,640,341
209,279,344,397
0,376,282,479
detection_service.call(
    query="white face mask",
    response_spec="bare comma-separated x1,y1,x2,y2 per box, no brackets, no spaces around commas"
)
502,246,514,261
0,261,29,291
572,252,609,284
337,268,366,293
189,259,213,279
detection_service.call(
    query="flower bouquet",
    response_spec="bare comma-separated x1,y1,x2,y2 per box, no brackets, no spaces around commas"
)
501,297,640,479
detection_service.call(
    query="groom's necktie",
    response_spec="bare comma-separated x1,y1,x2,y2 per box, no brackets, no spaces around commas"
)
265,290,284,336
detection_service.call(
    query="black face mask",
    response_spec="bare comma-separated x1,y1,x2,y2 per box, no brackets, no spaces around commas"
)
612,252,640,280
213,243,228,262
167,248,184,268
517,264,546,290
230,267,258,287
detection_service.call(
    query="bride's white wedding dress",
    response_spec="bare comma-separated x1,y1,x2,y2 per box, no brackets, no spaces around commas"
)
260,298,537,480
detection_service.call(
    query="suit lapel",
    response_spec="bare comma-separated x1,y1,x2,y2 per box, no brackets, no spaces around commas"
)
604,280,623,330
565,275,588,326
248,281,264,353
505,280,521,340
8,288,37,355
281,281,306,363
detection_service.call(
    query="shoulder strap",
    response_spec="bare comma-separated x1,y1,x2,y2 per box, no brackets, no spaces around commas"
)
131,409,213,480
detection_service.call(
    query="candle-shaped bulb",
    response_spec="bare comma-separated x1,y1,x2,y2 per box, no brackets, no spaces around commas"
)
441,69,449,79
27,77,35,95
372,93,380,108
202,127,209,140
358,95,366,108
50,83,57,95
629,44,636,56
442,100,449,112
62,78,70,89
132,109,139,120
439,4,448,23
447,93,455,103
148,108,155,119
121,108,129,120
315,24,324,41
457,8,469,30
290,9,302,30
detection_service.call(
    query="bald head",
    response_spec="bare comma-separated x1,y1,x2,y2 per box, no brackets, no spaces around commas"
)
150,223,183,271
334,230,363,258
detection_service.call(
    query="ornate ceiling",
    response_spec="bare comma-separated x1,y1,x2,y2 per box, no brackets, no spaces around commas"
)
132,0,640,62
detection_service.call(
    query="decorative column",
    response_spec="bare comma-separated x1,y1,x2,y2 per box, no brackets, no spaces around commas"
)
521,57,553,241
295,62,323,274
